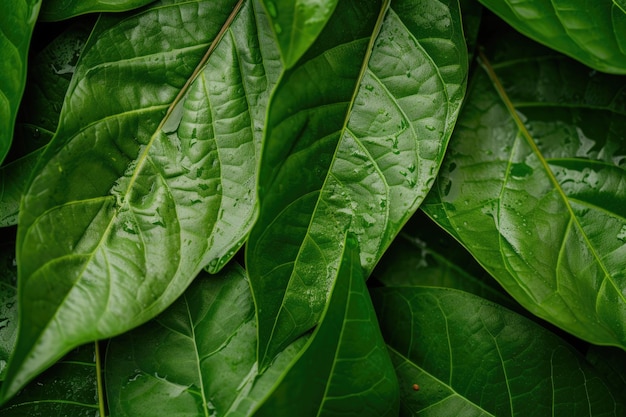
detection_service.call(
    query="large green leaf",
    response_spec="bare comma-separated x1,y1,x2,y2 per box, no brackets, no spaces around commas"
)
477,0,626,74
39,0,157,21
261,0,338,69
247,0,468,368
0,236,18,381
2,0,279,402
371,286,626,416
0,0,41,165
106,236,398,417
423,27,626,348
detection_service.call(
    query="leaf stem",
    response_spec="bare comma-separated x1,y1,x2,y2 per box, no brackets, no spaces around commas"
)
95,341,106,417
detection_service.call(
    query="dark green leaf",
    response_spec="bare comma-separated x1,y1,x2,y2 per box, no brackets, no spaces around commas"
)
371,286,626,416
254,234,398,417
1,23,91,228
477,0,626,74
39,0,157,22
247,0,468,368
107,236,398,417
373,211,517,310
423,27,626,349
0,0,41,165
2,0,278,402
0,237,18,381
261,0,338,68
0,345,100,417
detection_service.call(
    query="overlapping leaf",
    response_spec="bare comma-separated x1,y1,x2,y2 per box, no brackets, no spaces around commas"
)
2,0,279,402
1,23,92,228
423,27,626,348
39,0,156,21
477,0,626,74
262,0,338,69
371,286,626,416
0,0,41,165
106,236,398,417
247,0,468,368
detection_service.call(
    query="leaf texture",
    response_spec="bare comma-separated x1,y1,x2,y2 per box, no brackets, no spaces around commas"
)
0,0,41,165
106,237,398,417
2,0,278,402
371,286,626,417
39,0,157,21
423,28,626,348
247,0,468,368
477,0,626,74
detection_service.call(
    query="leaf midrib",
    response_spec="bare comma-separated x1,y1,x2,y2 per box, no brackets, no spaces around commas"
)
477,49,626,307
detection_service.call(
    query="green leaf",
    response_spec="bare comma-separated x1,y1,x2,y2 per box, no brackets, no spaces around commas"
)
423,28,626,349
247,0,468,368
0,0,41,165
262,0,338,69
106,236,398,417
477,0,626,74
373,211,518,311
371,286,626,416
39,0,157,22
1,23,91,228
0,345,100,416
2,0,278,402
0,236,18,381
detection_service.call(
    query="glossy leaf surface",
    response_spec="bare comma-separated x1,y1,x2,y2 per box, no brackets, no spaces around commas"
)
247,0,468,368
3,0,276,402
371,286,626,416
477,0,626,74
423,27,626,348
107,237,398,417
39,0,156,21
0,238,18,381
0,0,41,165
0,345,99,417
262,0,338,68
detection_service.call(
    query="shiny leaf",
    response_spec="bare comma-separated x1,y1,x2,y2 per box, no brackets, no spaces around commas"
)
0,237,17,381
0,0,41,165
106,236,398,417
39,0,156,21
477,0,626,74
262,0,338,69
423,28,626,348
371,286,626,416
2,0,278,402
247,0,468,368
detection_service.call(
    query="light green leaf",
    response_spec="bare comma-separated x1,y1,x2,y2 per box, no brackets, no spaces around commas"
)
423,28,626,349
2,0,278,403
262,0,338,69
371,286,626,416
106,236,398,417
39,0,157,21
0,0,41,165
477,0,626,74
247,0,468,368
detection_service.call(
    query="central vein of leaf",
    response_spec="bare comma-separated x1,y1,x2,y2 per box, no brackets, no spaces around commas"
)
477,49,624,305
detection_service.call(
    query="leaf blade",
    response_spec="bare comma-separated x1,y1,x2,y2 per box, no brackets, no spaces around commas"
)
0,0,41,165
247,0,468,368
423,27,626,348
3,0,276,402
